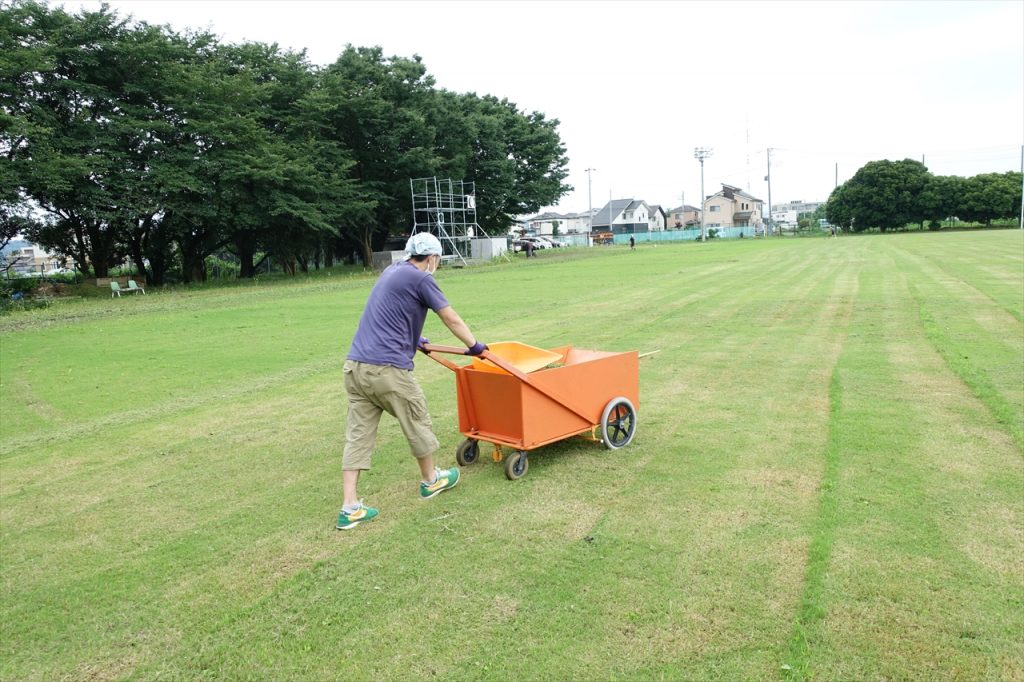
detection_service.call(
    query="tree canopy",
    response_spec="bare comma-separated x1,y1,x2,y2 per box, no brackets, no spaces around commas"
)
826,159,1021,232
0,1,571,281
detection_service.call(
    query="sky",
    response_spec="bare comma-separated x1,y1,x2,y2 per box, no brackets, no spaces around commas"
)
64,0,1024,217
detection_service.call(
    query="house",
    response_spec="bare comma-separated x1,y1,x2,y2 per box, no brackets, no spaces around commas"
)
667,205,702,229
590,198,655,235
647,205,667,231
703,184,764,229
770,200,823,230
525,209,597,236
563,209,598,234
526,211,567,236
1,239,66,276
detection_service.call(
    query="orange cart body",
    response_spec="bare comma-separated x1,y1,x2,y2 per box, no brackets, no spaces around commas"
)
425,343,639,451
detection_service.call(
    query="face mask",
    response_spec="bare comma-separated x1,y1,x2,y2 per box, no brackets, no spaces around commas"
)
426,256,438,276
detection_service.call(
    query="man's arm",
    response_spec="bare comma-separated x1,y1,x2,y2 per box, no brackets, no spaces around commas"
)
435,305,477,348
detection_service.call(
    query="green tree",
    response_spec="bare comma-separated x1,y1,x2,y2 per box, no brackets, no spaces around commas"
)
825,159,930,232
919,174,963,229
426,92,570,235
2,1,129,276
825,184,852,230
957,172,1021,225
3,3,572,281
316,46,436,265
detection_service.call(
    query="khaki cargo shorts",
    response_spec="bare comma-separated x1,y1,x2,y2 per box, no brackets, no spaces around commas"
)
342,360,440,470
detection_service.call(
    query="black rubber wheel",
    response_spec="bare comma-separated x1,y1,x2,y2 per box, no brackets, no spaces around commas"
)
455,438,479,466
504,450,529,480
601,397,637,450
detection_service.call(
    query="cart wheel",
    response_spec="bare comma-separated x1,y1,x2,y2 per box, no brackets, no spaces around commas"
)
601,397,637,450
504,450,529,480
455,438,479,466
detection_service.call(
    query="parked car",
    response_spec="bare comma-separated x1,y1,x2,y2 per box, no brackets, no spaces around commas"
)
512,236,553,253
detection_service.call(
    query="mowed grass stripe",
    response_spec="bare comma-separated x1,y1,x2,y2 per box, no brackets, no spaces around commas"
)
891,231,1023,324
573,248,859,678
783,365,843,680
881,238,1023,451
788,256,1023,679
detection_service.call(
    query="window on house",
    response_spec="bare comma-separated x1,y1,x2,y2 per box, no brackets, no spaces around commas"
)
709,205,720,212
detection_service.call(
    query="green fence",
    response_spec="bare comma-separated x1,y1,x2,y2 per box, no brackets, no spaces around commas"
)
611,227,757,245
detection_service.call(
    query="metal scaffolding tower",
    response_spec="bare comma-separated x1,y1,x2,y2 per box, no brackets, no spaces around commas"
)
409,177,487,266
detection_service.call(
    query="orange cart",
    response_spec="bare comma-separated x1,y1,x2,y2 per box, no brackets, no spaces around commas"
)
423,341,639,480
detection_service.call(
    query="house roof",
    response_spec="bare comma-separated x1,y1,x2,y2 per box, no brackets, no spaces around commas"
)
717,184,764,203
591,198,635,228
528,211,569,222
669,205,702,213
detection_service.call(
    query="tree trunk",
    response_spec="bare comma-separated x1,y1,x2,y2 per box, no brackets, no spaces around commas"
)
68,216,91,277
128,216,152,283
143,224,170,287
181,249,205,283
235,231,257,278
178,232,207,283
359,226,374,269
84,220,116,278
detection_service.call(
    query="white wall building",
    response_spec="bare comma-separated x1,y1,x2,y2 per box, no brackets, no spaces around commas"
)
770,200,823,229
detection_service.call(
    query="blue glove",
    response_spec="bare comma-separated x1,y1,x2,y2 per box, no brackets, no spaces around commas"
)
464,341,488,356
417,336,430,353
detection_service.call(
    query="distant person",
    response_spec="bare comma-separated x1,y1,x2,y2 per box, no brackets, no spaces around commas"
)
525,240,534,258
830,225,837,238
629,235,635,250
337,232,488,530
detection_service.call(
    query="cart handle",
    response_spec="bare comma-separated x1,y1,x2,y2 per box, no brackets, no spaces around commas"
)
421,343,594,424
420,344,530,381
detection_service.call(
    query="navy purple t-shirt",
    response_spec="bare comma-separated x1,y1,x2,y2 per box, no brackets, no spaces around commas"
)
347,261,450,370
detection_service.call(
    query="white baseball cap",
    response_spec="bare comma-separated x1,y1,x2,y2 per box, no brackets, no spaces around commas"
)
403,232,443,260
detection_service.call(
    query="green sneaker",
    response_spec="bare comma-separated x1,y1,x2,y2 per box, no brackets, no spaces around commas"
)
420,466,460,499
336,502,379,530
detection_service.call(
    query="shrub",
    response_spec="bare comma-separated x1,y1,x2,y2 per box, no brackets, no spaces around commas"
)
1,276,39,297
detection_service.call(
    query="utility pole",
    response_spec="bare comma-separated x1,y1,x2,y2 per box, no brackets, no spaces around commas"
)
585,167,596,237
835,162,838,190
766,148,773,237
1019,145,1023,230
694,147,713,242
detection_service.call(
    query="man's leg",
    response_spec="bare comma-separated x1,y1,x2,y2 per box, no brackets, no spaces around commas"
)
416,454,437,482
343,469,361,508
376,366,458,498
342,362,383,507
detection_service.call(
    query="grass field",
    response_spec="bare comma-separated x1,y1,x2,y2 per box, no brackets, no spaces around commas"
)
1,231,1021,680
